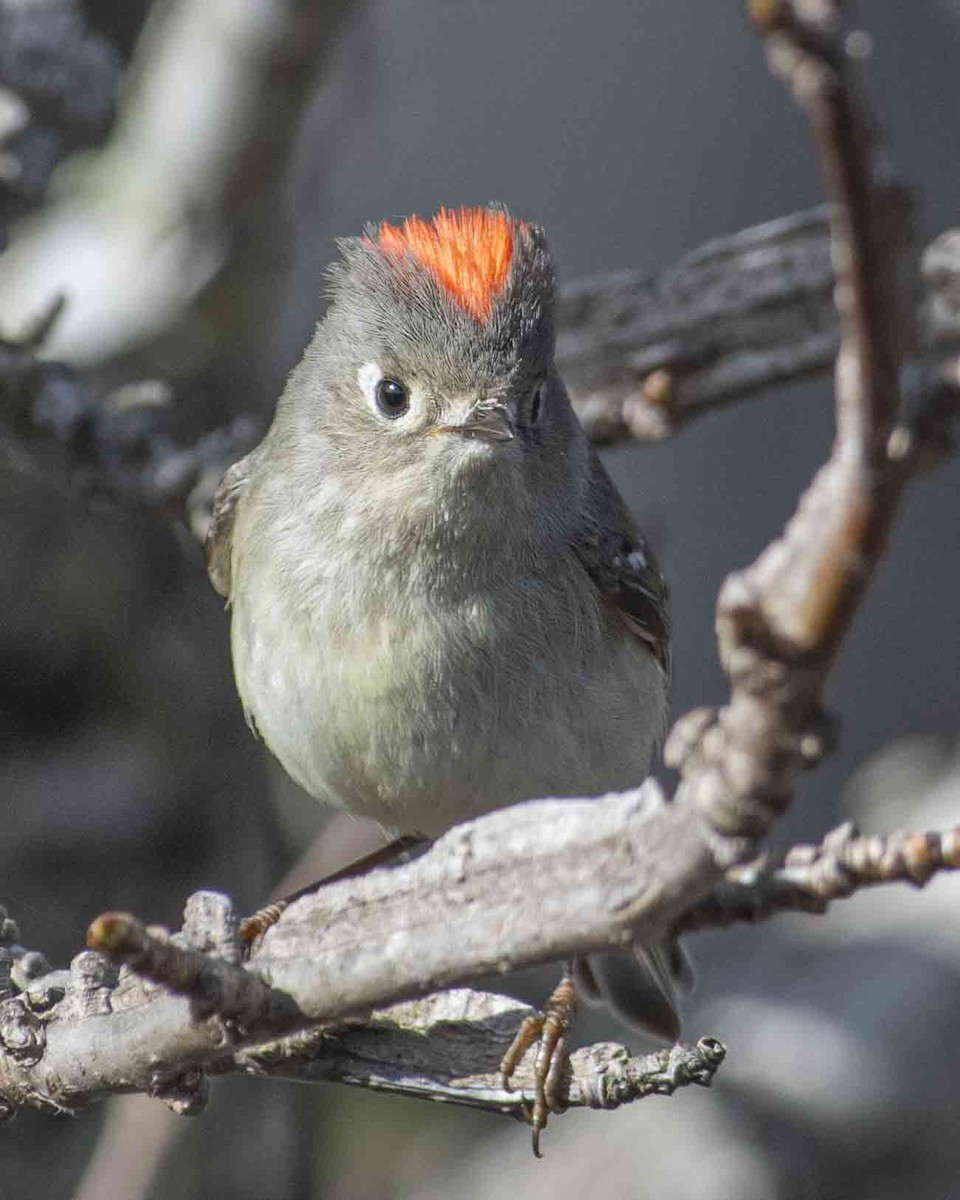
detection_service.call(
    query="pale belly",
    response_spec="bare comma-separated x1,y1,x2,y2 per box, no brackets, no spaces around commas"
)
230,561,667,837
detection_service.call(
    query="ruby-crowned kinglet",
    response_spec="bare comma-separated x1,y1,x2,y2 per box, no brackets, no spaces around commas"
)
207,206,686,1043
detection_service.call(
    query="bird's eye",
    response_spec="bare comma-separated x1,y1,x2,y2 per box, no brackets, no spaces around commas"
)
529,381,544,425
374,377,409,419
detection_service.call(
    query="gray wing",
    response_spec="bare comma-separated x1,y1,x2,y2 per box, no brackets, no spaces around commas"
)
572,450,670,675
573,452,683,1040
205,450,258,599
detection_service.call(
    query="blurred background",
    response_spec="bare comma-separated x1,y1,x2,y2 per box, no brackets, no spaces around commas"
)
1,1,960,1197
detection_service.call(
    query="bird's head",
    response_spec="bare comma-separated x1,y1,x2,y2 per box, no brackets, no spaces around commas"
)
273,206,585,525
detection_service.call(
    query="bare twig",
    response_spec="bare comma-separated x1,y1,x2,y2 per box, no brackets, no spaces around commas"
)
672,0,910,849
677,820,960,932
86,912,286,1032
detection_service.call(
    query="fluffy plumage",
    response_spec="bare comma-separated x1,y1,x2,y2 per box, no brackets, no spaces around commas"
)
207,206,683,1039
376,207,519,323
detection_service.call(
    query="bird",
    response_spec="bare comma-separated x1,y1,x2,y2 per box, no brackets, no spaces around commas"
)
206,205,688,1151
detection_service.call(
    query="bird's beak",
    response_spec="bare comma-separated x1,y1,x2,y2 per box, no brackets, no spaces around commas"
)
435,401,515,443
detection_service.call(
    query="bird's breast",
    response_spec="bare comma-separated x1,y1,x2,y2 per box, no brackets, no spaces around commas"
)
229,539,666,836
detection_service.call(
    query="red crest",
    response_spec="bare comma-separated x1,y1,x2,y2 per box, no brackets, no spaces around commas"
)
376,207,520,322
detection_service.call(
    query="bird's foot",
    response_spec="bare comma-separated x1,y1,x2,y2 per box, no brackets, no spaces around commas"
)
499,969,577,1157
238,899,290,951
239,834,427,955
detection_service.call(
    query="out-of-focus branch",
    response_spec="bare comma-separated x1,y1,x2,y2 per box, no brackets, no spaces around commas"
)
0,0,359,366
0,0,120,239
0,319,263,537
109,0,359,377
563,200,937,443
562,206,835,442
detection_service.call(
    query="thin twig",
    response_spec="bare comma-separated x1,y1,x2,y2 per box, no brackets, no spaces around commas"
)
86,913,286,1031
677,820,960,932
227,994,726,1114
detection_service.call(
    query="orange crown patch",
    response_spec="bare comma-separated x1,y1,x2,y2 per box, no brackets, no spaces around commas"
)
377,207,518,322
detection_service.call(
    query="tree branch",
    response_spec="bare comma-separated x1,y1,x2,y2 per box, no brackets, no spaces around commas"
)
2,807,958,1119
677,819,960,932
671,0,911,852
226,994,726,1116
0,884,726,1119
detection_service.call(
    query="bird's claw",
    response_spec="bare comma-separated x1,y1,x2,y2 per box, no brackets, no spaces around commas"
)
499,972,577,1157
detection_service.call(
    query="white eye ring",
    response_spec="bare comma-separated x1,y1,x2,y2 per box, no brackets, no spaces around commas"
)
358,361,383,407
358,362,413,422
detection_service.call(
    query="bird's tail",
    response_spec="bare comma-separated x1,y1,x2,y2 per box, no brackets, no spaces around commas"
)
577,940,694,1042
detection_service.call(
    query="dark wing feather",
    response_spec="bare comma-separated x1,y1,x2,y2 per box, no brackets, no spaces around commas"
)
572,452,681,1041
572,450,670,674
205,450,258,599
